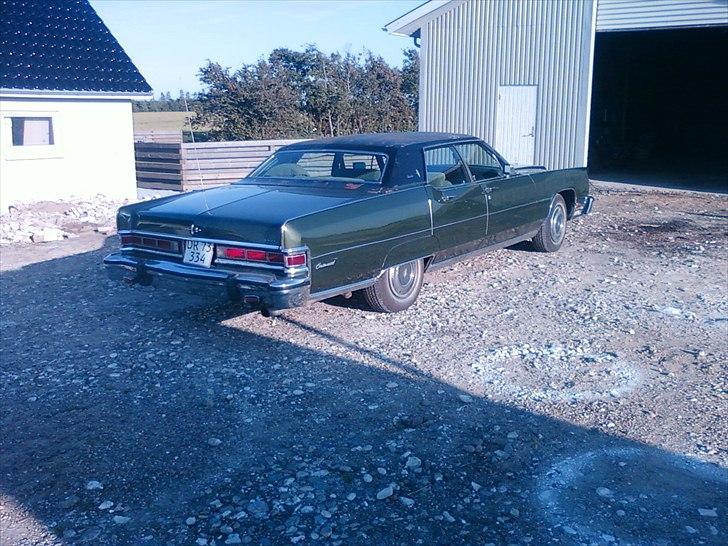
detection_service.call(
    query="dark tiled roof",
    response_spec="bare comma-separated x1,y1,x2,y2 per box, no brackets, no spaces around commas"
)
0,0,151,94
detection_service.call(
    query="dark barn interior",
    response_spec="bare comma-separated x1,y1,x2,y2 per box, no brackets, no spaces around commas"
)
588,26,728,191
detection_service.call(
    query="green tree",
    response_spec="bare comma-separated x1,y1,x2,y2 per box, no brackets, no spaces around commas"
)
196,61,313,140
401,48,420,118
194,45,419,141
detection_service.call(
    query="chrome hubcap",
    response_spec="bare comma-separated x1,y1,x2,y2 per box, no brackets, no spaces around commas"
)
387,262,416,299
550,204,566,244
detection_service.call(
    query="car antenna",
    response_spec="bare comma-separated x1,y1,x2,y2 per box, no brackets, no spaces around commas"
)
183,93,207,210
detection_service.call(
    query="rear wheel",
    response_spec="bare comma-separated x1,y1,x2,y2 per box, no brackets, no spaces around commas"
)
531,194,567,252
362,259,424,313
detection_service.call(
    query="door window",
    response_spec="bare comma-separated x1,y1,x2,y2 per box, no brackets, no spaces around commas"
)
424,146,469,188
454,143,503,181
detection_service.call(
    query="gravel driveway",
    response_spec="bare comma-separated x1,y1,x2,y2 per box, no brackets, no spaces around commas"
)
1,183,726,546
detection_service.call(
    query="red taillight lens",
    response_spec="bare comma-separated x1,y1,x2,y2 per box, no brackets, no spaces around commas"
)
215,246,306,268
223,247,246,260
121,235,178,253
246,249,267,261
284,253,307,267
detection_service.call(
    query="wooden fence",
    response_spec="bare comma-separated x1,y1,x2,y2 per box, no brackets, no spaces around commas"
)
134,130,183,144
135,139,305,191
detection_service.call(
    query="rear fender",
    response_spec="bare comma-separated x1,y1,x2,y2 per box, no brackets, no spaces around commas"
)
381,236,439,271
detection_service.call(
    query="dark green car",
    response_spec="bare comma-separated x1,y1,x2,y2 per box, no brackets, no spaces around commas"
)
105,132,593,315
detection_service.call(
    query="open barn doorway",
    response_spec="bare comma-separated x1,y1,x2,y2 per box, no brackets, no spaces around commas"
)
588,26,728,192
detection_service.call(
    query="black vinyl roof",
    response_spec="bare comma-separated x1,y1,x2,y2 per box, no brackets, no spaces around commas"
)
283,132,475,152
0,0,151,94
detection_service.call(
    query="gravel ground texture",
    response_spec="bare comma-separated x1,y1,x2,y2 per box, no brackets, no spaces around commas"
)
1,182,726,546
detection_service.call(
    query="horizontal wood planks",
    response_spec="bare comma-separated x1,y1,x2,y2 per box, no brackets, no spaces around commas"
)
134,130,183,144
135,143,183,190
134,139,306,190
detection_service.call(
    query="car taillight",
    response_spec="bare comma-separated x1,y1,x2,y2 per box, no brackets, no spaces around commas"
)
216,246,306,268
120,235,141,246
284,253,307,267
223,247,246,260
156,239,173,251
120,234,179,253
246,249,267,261
266,252,284,264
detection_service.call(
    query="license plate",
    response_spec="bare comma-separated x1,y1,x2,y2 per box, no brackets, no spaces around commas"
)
183,240,214,267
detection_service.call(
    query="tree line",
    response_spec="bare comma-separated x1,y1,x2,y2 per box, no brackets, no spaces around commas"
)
134,46,419,141
132,90,196,112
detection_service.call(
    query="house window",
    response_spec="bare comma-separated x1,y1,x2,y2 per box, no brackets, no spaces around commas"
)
10,117,55,146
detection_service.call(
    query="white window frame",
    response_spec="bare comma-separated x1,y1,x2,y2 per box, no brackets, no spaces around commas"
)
1,110,64,160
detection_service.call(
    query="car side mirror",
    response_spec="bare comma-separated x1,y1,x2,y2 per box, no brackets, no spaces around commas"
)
504,164,513,176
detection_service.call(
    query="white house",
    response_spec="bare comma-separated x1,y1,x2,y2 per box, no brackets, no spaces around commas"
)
386,0,728,186
0,0,152,207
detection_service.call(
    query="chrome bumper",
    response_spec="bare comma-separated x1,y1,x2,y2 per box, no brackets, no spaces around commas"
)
103,253,310,311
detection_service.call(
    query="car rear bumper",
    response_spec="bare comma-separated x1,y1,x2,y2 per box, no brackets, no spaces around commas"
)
104,252,310,312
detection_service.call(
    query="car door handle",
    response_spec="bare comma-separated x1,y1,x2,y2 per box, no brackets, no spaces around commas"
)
482,186,494,194
440,195,454,202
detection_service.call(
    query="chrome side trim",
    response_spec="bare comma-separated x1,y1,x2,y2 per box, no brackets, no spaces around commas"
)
431,212,489,231
214,258,284,271
427,198,434,235
428,230,539,271
486,198,551,217
309,277,379,302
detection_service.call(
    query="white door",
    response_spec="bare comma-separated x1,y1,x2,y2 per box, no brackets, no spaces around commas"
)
495,85,537,166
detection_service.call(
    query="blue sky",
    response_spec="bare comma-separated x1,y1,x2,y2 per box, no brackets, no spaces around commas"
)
90,0,422,96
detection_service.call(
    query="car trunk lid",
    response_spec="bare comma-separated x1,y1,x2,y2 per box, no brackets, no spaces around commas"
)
131,183,368,246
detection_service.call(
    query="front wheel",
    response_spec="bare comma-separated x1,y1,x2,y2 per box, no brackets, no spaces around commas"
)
362,259,424,313
531,194,567,252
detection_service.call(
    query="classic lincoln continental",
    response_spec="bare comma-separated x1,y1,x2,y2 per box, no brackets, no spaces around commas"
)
105,132,593,315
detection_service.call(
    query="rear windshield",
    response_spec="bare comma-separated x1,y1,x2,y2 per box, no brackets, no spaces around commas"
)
249,150,388,183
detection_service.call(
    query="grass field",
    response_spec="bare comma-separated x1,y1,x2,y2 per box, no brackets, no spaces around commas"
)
132,111,195,132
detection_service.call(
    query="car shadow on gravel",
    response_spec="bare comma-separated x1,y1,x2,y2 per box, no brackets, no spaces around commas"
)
0,242,726,546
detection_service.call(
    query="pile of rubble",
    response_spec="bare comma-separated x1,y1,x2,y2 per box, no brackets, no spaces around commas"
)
0,195,130,246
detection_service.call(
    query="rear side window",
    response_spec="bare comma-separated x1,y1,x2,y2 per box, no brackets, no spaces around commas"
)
424,146,469,188
454,143,503,181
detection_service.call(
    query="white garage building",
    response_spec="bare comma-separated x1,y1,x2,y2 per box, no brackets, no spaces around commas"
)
386,0,727,187
0,0,152,206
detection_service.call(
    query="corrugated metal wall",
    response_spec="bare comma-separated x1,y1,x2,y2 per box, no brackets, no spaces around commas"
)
596,0,728,31
419,0,596,169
